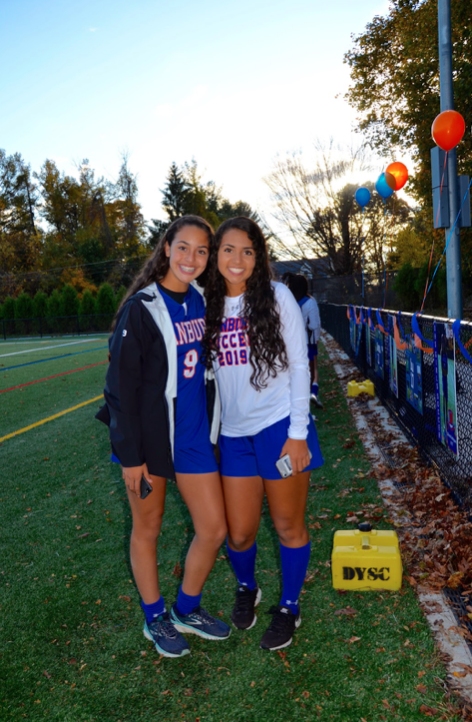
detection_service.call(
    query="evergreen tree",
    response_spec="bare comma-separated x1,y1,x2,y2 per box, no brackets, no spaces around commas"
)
79,289,97,316
15,292,33,319
33,291,48,318
96,283,116,315
47,289,63,317
161,162,190,221
3,297,16,320
115,285,127,307
62,284,79,316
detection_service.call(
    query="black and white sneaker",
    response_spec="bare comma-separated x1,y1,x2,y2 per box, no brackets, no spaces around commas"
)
259,605,301,651
310,393,323,409
231,585,262,630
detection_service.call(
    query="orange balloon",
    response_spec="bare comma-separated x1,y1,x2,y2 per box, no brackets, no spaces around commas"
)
431,110,466,151
386,162,408,191
385,171,396,191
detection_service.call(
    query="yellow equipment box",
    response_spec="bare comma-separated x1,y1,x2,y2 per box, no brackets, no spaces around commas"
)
347,379,375,397
331,524,402,591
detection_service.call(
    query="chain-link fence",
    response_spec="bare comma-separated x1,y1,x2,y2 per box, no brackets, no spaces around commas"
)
320,303,472,511
1,314,114,340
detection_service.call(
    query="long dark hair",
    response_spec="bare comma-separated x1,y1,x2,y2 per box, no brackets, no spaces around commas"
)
285,273,309,303
113,215,214,325
202,217,288,390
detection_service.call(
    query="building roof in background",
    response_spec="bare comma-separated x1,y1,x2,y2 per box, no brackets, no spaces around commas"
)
271,257,331,279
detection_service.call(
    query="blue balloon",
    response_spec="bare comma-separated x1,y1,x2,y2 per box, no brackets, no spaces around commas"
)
375,173,395,199
355,187,371,208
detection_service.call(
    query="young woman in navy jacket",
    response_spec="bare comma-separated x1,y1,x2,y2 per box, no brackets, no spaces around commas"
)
97,215,230,658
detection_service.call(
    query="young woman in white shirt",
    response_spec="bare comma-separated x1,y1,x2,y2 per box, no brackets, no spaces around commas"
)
203,217,323,651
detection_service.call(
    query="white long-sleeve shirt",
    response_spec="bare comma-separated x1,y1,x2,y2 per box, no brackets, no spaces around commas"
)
214,281,310,439
300,296,321,345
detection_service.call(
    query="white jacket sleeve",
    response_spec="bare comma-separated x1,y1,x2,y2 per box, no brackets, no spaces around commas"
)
306,297,321,344
275,283,311,440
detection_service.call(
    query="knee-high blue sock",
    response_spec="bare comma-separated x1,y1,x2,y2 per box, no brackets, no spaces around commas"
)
176,586,202,616
226,541,257,590
141,596,165,625
279,541,311,614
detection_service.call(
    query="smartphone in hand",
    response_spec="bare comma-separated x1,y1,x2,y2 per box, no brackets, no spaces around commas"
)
275,449,313,478
140,475,153,499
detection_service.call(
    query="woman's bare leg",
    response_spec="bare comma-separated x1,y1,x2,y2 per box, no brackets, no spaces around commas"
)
126,474,167,604
176,471,227,595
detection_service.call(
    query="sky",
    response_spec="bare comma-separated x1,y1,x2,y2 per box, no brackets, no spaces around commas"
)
1,0,392,226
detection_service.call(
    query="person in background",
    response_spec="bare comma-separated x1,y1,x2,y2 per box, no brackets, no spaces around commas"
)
283,273,322,409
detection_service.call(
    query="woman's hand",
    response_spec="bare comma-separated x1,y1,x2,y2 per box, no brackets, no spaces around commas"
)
122,463,152,497
279,438,310,476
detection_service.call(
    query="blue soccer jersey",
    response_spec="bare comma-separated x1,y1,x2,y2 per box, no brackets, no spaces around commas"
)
157,285,208,446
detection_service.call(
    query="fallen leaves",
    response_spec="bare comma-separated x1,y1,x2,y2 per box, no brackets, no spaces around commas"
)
334,606,357,616
419,704,438,716
171,562,182,578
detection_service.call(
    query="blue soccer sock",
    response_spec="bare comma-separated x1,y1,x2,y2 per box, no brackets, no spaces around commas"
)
226,540,257,590
141,596,166,625
311,382,319,396
176,586,202,616
279,541,311,614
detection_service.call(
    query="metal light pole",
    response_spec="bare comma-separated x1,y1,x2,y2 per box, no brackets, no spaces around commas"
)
438,0,462,319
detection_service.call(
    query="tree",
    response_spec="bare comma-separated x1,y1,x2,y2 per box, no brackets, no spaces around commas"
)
107,154,146,257
2,297,16,320
47,289,62,318
62,284,79,316
344,0,472,208
96,283,116,315
150,160,265,242
0,150,42,279
161,162,190,221
393,262,420,310
15,292,33,320
265,144,412,275
115,285,127,307
79,289,97,316
33,291,48,318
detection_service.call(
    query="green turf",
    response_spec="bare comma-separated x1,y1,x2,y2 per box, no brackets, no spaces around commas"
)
0,345,462,721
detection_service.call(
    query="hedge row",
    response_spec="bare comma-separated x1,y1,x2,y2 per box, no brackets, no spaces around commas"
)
0,283,127,321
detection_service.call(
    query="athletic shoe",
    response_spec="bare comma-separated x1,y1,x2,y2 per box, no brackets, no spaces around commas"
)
259,605,301,651
310,393,323,409
143,613,190,658
231,585,262,630
170,604,231,640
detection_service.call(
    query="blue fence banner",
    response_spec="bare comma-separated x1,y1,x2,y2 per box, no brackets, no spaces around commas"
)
452,319,472,365
412,313,433,349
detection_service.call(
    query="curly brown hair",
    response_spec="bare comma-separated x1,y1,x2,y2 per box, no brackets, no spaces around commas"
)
113,215,214,326
202,217,288,390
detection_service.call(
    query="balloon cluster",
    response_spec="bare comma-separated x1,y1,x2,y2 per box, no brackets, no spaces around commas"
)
355,109,466,208
355,161,409,208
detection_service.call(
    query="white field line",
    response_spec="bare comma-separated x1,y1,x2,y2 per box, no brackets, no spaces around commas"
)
0,338,102,359
321,329,472,703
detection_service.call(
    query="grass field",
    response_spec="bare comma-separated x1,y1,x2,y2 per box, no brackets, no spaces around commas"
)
0,337,463,721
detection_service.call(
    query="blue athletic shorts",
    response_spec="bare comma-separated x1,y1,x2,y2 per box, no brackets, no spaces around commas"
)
308,343,318,360
173,439,218,475
219,414,323,480
110,441,218,475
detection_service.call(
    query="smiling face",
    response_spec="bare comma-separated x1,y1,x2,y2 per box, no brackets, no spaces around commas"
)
161,225,210,292
217,228,256,296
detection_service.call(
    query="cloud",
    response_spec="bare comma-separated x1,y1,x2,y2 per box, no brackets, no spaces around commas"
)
88,27,98,33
